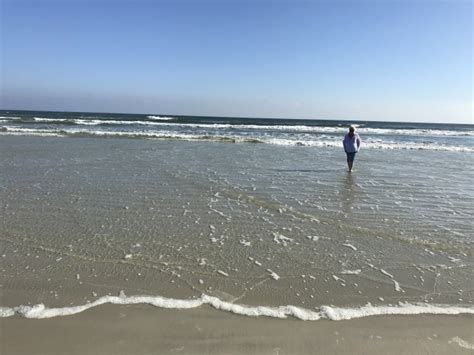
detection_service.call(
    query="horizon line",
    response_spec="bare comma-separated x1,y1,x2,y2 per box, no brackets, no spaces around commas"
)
0,107,472,126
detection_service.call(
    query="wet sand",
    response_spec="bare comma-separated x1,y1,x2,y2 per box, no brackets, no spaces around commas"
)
1,305,473,354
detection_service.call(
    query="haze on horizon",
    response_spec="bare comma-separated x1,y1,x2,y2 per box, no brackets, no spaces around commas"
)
1,0,472,124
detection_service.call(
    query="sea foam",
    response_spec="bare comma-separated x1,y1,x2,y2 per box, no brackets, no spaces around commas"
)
22,117,474,136
1,292,473,321
147,115,175,121
1,126,473,152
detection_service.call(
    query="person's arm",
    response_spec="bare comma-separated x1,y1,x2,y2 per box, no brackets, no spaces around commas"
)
343,135,347,152
356,135,361,151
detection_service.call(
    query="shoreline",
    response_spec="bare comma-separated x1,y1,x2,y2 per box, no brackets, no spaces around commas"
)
1,304,473,355
2,291,473,321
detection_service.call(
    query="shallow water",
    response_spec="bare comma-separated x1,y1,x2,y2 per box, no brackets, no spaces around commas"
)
0,136,473,317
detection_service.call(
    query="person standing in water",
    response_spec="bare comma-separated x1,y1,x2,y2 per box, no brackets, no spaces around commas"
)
342,125,361,172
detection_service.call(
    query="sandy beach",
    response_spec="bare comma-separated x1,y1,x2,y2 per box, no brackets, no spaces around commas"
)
2,305,473,354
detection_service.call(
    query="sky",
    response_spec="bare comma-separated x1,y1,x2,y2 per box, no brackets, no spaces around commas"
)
1,0,472,123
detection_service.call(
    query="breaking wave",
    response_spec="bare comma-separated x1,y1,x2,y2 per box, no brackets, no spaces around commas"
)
147,115,176,121
1,126,473,152
0,116,469,137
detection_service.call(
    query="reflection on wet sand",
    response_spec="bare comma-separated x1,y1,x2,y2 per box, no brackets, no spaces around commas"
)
341,172,358,215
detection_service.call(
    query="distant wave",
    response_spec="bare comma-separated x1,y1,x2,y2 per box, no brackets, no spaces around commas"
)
1,291,473,320
20,117,474,136
33,117,70,122
0,116,21,120
0,127,265,144
78,115,113,119
147,115,175,121
33,117,132,126
33,117,176,126
2,126,473,152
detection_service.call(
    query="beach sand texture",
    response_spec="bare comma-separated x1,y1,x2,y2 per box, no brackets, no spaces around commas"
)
0,136,473,353
2,307,473,354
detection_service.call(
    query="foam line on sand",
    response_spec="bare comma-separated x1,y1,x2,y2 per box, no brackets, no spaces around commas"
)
1,292,473,321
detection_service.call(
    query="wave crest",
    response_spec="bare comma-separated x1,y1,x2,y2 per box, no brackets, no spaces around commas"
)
1,126,472,152
8,117,473,136
147,115,175,121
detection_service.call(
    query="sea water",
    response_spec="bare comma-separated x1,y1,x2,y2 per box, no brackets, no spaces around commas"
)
1,110,473,152
0,110,473,320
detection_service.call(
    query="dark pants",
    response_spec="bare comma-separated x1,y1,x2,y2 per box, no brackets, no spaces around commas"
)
346,152,356,162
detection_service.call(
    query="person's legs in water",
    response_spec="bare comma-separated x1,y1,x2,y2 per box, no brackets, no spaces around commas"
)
346,152,356,172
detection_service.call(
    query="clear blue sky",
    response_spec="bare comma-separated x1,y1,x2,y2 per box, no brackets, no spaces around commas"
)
1,0,472,123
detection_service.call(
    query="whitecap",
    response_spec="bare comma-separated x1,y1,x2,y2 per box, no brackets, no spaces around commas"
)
147,115,175,121
1,126,473,152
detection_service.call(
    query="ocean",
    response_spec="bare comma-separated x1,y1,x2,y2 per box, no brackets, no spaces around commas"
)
1,110,473,152
0,110,473,321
